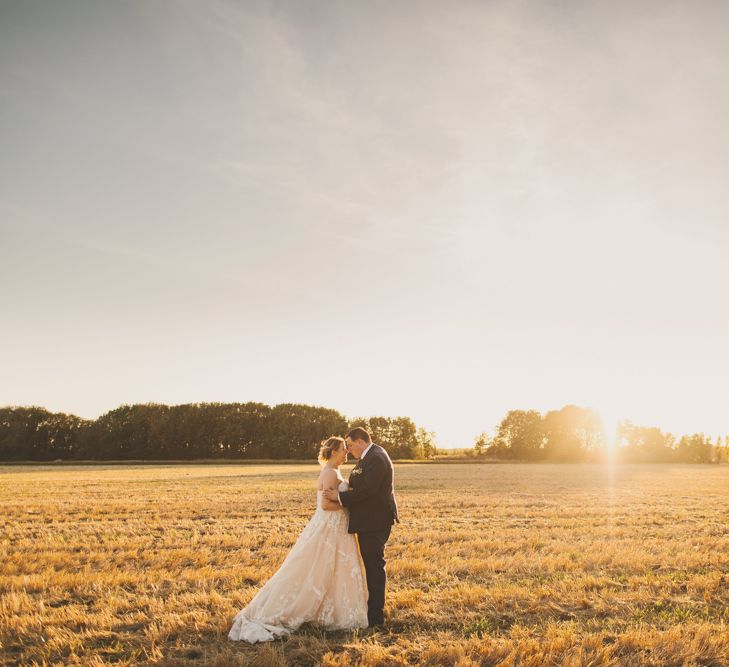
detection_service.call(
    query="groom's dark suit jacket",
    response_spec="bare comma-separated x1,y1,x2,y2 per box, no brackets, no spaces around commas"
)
339,443,399,534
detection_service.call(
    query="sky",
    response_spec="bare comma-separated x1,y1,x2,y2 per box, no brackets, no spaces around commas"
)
1,0,728,448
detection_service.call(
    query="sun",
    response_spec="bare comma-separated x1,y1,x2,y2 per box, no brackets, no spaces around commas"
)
597,406,621,459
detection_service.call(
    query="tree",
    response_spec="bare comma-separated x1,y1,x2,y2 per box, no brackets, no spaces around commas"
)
268,404,348,460
473,432,490,456
716,436,729,463
492,409,545,460
221,402,272,459
543,405,605,462
349,416,421,459
0,407,90,461
617,421,675,463
676,433,713,463
416,427,437,459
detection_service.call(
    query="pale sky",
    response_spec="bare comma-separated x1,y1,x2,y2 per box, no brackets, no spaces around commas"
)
2,1,728,448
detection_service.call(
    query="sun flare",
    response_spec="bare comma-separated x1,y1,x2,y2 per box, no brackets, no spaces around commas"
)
597,406,621,459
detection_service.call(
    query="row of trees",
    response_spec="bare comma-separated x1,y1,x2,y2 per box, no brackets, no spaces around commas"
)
2,401,724,464
0,403,437,462
473,405,728,463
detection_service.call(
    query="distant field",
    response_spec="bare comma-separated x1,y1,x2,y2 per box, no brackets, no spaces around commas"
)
1,463,728,666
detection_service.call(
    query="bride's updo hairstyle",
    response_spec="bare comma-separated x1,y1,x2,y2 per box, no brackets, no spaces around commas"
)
318,436,345,465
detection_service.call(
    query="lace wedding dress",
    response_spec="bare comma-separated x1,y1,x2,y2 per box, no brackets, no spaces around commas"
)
228,481,369,643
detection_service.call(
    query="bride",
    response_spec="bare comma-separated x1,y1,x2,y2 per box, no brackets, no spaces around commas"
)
228,436,369,643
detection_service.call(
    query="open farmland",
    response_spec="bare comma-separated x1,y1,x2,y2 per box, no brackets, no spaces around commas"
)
1,462,728,666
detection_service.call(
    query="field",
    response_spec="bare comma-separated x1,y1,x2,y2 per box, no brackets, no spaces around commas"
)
1,462,728,666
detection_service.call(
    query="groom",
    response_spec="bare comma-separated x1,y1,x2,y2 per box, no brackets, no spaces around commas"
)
323,427,399,628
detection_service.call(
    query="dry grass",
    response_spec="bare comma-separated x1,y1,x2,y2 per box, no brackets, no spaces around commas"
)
1,462,728,666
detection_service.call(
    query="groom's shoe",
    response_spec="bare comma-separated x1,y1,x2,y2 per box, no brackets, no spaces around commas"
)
363,624,386,635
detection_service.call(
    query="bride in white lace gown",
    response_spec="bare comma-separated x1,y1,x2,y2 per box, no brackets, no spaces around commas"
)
228,437,368,643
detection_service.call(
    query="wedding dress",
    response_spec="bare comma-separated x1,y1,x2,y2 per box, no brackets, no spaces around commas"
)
228,481,369,643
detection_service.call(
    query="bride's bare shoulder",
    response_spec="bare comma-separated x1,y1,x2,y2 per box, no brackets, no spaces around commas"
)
317,466,339,490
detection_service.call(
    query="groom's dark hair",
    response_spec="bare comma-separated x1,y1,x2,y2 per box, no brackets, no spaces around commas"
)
345,427,371,443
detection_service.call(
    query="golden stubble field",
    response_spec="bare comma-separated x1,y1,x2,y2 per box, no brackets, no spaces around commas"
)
1,462,728,666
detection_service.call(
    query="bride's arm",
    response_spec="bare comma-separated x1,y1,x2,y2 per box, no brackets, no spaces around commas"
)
320,468,344,512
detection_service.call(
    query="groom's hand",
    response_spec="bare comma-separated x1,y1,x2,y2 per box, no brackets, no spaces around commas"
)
322,489,339,504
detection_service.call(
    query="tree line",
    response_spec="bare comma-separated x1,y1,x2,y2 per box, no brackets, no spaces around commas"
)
473,405,728,463
1,401,725,464
0,403,437,462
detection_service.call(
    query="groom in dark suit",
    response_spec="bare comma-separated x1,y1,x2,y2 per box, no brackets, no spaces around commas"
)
323,427,399,628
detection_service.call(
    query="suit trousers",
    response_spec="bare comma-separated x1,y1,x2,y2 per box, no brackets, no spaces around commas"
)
357,525,392,626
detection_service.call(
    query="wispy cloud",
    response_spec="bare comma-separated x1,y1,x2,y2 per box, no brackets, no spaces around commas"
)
2,1,728,445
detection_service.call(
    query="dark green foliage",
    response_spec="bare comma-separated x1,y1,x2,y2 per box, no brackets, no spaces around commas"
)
346,415,436,460
0,406,92,461
0,403,430,461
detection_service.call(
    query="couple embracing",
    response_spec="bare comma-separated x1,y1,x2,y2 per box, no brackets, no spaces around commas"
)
228,427,400,643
